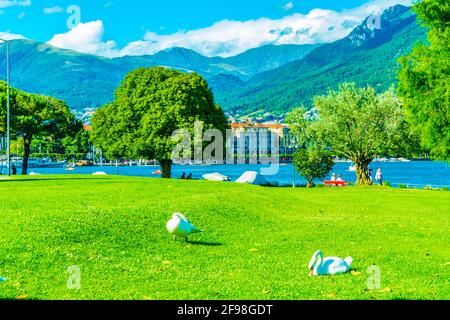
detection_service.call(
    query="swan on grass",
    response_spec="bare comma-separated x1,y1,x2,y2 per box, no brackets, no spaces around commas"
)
308,250,352,276
166,213,203,242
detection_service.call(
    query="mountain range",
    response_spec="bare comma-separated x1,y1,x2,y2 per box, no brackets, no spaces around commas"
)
0,5,427,116
218,5,428,114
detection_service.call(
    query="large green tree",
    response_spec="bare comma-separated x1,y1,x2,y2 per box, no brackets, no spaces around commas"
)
398,0,450,160
91,67,228,178
0,82,79,174
288,84,417,185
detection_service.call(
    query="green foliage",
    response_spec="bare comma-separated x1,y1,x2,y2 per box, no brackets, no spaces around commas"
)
293,148,334,187
289,83,418,185
398,0,450,160
61,123,91,155
91,67,228,178
0,175,448,299
285,106,317,147
0,81,80,174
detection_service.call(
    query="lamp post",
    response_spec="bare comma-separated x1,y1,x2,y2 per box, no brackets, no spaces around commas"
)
0,39,10,176
291,136,297,188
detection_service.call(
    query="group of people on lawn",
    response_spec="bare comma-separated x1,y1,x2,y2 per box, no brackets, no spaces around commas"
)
330,168,383,185
181,172,193,180
330,173,345,182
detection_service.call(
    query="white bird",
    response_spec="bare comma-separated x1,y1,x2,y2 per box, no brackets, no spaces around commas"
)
166,213,203,242
308,250,352,276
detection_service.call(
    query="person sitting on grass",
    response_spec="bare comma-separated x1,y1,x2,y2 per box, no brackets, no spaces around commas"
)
187,173,193,180
181,172,186,180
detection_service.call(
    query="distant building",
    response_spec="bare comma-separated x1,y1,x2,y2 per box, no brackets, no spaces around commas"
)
230,122,293,156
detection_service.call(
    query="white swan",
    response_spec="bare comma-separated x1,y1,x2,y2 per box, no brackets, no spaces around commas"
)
308,250,352,276
166,213,203,242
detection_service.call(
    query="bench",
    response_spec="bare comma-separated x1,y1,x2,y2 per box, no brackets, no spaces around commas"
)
323,180,347,187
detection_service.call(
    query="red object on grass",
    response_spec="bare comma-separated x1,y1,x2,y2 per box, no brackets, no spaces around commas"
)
323,180,347,187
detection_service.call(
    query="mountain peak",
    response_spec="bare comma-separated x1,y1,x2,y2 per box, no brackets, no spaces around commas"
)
348,5,413,47
161,47,204,56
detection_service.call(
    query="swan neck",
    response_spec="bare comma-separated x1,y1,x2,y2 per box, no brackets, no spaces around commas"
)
314,251,324,272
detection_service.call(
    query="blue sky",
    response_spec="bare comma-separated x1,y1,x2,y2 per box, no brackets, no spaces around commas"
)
0,0,413,57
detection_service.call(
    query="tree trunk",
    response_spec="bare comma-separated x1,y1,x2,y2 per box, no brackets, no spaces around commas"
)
160,159,172,179
355,159,373,185
22,135,32,176
306,180,314,188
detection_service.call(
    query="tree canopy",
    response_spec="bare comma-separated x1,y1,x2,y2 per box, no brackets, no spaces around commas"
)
91,67,228,178
398,0,450,160
0,81,80,174
288,83,417,185
293,148,334,188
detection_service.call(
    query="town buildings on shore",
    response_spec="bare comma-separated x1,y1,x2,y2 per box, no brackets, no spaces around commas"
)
230,122,294,156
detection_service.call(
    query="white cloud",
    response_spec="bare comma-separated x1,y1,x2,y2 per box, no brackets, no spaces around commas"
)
0,0,31,9
47,20,118,57
0,31,26,40
43,6,64,15
282,2,294,11
46,0,414,58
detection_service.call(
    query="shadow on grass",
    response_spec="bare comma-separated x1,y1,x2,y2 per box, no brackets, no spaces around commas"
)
187,241,223,247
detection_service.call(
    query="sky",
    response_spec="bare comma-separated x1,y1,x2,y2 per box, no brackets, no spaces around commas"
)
0,0,414,58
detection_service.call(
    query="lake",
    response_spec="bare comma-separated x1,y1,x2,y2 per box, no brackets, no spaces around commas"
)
10,161,450,189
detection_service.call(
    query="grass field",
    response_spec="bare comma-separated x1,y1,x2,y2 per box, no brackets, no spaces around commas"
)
0,175,448,300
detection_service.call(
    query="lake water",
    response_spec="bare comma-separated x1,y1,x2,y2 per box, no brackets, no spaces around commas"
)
10,161,450,189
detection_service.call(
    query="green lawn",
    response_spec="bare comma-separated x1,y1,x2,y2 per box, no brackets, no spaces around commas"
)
0,175,448,300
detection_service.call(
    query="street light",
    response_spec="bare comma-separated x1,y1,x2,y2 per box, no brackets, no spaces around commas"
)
291,136,297,188
0,39,10,176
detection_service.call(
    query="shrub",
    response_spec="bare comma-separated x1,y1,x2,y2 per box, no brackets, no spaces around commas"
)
293,148,334,188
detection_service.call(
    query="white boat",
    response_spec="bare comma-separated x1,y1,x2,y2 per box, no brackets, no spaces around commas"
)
203,173,230,182
348,165,356,172
235,171,268,185
92,171,108,176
